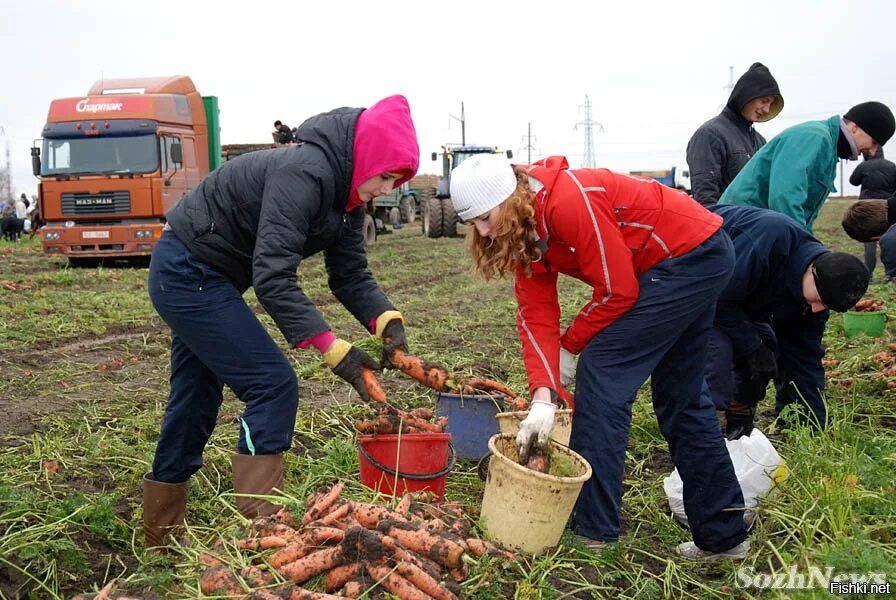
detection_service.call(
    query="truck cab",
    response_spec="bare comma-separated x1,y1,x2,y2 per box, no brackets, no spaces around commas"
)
32,75,216,265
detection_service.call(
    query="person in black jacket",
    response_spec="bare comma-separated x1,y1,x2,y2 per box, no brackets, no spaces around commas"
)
142,95,419,547
273,119,294,144
687,63,783,206
707,205,869,439
849,147,896,275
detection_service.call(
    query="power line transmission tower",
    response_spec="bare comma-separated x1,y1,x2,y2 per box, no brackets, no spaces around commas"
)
520,121,538,163
719,65,735,110
575,95,603,168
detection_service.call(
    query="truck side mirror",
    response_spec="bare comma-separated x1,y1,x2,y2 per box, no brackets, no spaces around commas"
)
431,152,437,161
30,147,41,176
505,150,513,159
170,142,183,166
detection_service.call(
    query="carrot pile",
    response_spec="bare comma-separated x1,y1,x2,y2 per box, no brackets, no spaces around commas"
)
198,483,515,599
355,406,447,435
852,297,885,312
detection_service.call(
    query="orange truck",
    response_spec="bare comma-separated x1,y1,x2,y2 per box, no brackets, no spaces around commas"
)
30,75,224,266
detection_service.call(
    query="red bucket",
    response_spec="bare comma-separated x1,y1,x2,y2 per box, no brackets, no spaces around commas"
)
357,433,455,500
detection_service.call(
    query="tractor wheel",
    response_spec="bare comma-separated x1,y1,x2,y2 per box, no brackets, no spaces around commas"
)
363,213,377,246
423,197,444,238
400,195,416,223
441,197,458,237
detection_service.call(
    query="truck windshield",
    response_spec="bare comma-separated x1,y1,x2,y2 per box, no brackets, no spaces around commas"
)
42,135,159,176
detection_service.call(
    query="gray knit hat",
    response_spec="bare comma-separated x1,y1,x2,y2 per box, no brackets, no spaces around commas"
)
450,154,517,221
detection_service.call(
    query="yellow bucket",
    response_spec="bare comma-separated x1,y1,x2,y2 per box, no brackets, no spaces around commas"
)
495,409,573,445
479,434,592,554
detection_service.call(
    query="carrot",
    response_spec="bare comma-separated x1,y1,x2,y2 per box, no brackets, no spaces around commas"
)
305,526,345,545
289,588,345,600
199,552,224,567
323,561,363,593
240,565,275,588
238,535,289,550
466,537,489,558
252,519,298,538
199,565,244,597
395,492,413,515
350,502,408,529
93,581,115,600
274,507,298,528
447,562,468,582
366,563,431,600
277,546,344,584
393,408,445,433
379,521,465,568
339,580,364,599
361,368,387,403
268,541,315,568
316,500,351,526
395,560,458,600
302,482,345,525
388,349,454,391
460,377,520,399
381,535,443,578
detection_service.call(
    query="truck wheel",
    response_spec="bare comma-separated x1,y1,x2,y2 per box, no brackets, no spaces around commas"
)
400,195,416,223
364,214,377,246
441,197,458,237
389,207,402,229
423,198,444,238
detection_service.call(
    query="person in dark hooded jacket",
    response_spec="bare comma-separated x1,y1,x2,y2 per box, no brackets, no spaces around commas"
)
686,63,783,206
707,205,869,439
142,95,419,547
849,147,896,274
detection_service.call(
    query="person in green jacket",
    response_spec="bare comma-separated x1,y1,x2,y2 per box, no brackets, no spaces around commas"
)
718,101,895,232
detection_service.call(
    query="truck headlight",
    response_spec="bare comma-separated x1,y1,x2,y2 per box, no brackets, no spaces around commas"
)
134,229,152,239
45,232,61,241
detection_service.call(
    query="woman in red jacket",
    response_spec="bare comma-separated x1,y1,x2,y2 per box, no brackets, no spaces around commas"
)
450,154,749,560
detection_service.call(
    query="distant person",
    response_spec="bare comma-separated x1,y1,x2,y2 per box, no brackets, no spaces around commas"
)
708,205,869,438
687,63,783,206
719,101,895,232
849,147,896,276
273,120,295,144
143,96,419,547
0,199,15,241
841,193,896,281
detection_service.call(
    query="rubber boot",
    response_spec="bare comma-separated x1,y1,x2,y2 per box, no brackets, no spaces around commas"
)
231,453,284,518
142,473,188,547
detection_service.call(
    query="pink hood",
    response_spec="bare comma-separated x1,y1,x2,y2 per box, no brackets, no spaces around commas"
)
346,94,420,211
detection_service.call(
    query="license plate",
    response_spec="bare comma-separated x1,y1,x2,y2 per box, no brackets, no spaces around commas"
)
82,231,110,239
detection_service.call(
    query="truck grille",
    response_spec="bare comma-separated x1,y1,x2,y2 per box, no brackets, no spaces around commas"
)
61,191,131,215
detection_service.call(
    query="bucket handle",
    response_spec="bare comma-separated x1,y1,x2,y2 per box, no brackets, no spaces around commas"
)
358,441,457,481
477,439,575,481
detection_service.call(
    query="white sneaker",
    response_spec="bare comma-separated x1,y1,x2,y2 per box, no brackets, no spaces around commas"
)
676,540,749,561
571,533,611,553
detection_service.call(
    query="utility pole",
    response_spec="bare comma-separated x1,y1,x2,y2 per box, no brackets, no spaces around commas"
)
449,102,466,145
575,95,603,168
520,121,538,164
0,126,10,201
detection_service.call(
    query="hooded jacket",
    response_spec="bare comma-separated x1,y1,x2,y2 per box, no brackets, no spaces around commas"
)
165,96,419,347
686,63,782,206
710,204,828,414
849,148,896,199
718,116,841,232
514,156,722,393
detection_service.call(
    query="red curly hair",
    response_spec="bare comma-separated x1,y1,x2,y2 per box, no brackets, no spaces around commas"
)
468,165,542,280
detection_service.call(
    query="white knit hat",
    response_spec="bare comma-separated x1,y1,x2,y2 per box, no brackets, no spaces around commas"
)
450,153,517,221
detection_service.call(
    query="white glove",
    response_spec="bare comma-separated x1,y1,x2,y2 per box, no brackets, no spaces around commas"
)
560,348,577,387
517,388,557,464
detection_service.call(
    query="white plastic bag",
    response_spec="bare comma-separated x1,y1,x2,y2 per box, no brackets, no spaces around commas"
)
663,428,787,526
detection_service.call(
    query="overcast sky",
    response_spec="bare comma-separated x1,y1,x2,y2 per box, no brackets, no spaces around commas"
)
2,0,895,197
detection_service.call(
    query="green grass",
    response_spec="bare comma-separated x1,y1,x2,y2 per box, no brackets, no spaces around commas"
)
0,200,894,598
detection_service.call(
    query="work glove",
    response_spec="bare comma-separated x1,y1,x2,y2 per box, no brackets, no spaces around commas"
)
559,348,577,387
724,404,755,440
739,343,777,404
324,339,382,402
517,388,557,464
374,310,409,368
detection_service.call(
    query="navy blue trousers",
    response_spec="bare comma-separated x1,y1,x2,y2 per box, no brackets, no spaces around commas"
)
569,231,748,552
147,230,298,483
